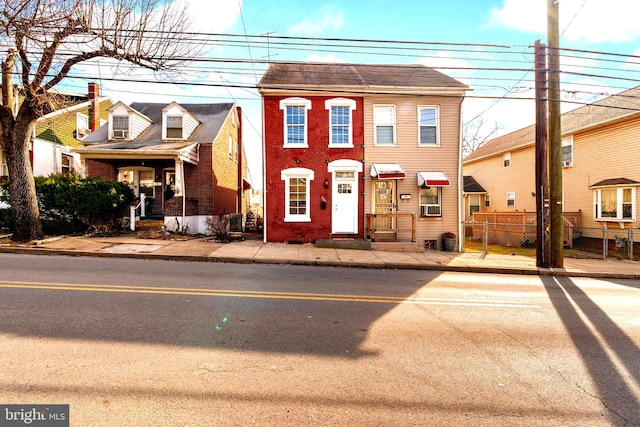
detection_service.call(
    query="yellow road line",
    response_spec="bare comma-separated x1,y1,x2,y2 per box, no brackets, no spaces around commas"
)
0,280,540,308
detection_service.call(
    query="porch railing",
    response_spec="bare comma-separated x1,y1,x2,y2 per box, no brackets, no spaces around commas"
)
129,193,146,231
366,212,416,242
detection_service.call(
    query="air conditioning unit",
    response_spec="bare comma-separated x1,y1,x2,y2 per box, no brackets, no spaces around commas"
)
562,160,571,167
421,205,441,217
113,129,128,139
76,127,90,138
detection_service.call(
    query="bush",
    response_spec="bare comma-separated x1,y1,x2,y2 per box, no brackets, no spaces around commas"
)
205,215,230,242
0,175,135,235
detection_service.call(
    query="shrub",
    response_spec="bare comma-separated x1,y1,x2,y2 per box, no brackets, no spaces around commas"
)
0,175,135,235
205,215,230,242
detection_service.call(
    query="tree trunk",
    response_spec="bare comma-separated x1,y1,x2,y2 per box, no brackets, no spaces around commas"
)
0,104,43,242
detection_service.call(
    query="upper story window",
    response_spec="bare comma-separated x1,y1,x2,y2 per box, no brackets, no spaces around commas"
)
76,113,90,139
325,98,356,147
594,187,635,221
280,98,311,147
418,106,439,146
503,152,511,167
562,136,573,167
374,105,396,145
166,116,183,139
112,115,129,139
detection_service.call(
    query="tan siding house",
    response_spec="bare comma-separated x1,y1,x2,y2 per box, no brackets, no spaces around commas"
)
463,85,640,242
364,94,465,248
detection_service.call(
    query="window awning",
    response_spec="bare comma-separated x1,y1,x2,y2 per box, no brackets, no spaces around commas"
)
417,171,450,186
370,164,406,179
589,177,640,189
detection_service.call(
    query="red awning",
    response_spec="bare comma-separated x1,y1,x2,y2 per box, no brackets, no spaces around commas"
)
370,164,406,179
417,171,450,186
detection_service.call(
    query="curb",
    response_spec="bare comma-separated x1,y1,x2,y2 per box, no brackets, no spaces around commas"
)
1,245,639,280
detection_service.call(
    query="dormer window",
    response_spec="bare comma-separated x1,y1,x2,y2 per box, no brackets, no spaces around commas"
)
166,116,183,139
112,115,129,139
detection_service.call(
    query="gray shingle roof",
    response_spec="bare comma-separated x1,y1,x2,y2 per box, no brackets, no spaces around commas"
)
463,176,487,193
81,102,234,151
464,86,640,163
258,63,469,91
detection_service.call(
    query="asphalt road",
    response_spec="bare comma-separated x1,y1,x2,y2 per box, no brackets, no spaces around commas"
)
0,254,639,426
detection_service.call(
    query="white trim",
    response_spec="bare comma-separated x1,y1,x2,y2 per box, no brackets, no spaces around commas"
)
417,105,440,146
280,97,312,148
325,98,356,148
506,191,516,207
281,167,314,222
373,104,396,146
593,186,636,221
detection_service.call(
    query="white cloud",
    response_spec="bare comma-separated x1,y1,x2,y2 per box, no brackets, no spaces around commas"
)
486,0,640,44
173,0,241,33
289,5,345,35
415,52,473,86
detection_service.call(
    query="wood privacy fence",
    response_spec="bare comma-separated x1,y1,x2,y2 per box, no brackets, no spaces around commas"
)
469,212,582,248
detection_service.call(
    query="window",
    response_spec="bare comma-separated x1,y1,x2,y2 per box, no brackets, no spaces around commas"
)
420,186,442,217
374,105,396,145
562,136,573,167
229,136,233,159
418,106,439,145
112,115,129,138
166,116,183,139
503,152,511,167
594,187,635,221
485,194,491,207
61,154,72,177
76,113,90,138
325,98,356,147
469,195,481,215
1,150,7,176
281,168,314,222
280,98,311,147
507,192,515,207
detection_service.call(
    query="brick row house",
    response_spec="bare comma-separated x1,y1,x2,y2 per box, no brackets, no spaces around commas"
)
258,63,469,249
462,85,640,247
74,99,249,234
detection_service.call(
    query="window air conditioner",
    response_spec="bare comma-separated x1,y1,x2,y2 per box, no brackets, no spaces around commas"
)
562,160,571,167
113,129,128,139
421,205,441,217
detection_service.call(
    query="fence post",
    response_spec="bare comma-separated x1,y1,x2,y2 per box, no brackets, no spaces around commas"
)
483,220,489,255
629,228,634,260
603,223,608,258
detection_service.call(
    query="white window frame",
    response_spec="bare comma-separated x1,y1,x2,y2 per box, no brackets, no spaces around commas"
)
1,150,7,176
506,192,516,207
593,187,636,222
228,136,233,159
280,98,312,148
112,115,130,139
325,98,356,148
503,152,511,167
562,136,573,167
485,194,491,207
76,113,90,139
419,186,442,218
373,104,396,146
417,106,440,146
469,194,481,216
281,168,314,222
165,115,183,139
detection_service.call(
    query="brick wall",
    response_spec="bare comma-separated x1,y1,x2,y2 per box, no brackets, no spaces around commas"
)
87,160,116,179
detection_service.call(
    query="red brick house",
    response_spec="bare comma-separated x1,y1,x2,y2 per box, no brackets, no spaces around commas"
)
258,65,365,243
258,63,469,247
74,101,248,234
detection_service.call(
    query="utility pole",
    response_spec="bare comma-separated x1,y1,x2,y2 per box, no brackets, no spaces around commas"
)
534,40,550,268
547,0,563,268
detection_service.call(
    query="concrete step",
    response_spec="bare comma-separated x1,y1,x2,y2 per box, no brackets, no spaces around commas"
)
314,238,371,250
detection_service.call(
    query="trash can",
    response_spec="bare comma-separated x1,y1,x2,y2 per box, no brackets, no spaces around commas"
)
229,213,243,232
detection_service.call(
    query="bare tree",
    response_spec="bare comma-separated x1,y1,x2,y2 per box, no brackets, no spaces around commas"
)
462,116,500,157
0,0,197,242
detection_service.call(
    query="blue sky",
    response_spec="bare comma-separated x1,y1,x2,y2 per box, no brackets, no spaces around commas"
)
61,0,640,189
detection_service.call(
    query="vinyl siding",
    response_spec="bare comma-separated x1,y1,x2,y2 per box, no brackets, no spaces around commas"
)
364,95,463,242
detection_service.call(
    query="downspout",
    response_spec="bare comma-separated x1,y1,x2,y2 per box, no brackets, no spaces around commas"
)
236,106,243,213
261,96,267,243
457,98,465,252
179,159,186,232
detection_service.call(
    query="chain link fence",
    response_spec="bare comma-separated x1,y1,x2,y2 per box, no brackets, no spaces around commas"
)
464,220,640,261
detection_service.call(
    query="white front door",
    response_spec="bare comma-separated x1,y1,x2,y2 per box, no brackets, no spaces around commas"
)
332,170,358,234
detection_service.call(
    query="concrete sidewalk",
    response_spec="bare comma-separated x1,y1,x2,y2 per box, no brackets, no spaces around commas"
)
2,234,640,279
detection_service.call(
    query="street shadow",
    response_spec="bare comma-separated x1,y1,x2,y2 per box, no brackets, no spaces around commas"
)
541,276,640,425
0,254,440,359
